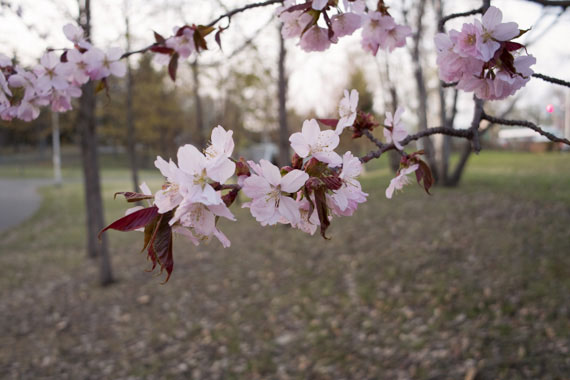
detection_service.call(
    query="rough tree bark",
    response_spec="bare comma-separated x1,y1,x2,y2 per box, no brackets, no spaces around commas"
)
410,0,438,181
77,0,114,285
277,24,290,167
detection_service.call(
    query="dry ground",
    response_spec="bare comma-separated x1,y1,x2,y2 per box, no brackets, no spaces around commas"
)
0,152,569,379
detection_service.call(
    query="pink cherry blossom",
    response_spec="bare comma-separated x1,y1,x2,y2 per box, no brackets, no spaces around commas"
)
154,156,185,213
336,89,359,134
361,12,410,55
383,107,408,150
242,160,308,225
166,27,196,59
385,164,419,199
475,6,519,61
279,10,313,39
290,119,342,167
62,23,91,49
329,152,368,216
291,198,320,235
452,23,480,58
34,52,72,93
84,47,126,80
66,49,90,85
331,13,362,38
299,26,334,52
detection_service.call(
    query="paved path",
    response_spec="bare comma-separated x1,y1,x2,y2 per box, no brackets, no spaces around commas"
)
0,179,53,233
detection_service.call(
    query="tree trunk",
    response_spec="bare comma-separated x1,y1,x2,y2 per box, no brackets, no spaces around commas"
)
51,111,62,187
125,10,139,193
191,60,206,149
410,0,438,181
277,24,290,167
78,0,114,285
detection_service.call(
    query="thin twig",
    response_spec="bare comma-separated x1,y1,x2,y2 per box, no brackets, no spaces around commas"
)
438,6,483,30
470,97,484,153
481,113,570,145
206,0,284,27
360,127,473,163
532,73,570,88
524,0,570,7
362,129,385,150
120,0,284,60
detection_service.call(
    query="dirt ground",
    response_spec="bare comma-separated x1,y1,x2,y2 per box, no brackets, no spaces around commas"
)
0,163,569,379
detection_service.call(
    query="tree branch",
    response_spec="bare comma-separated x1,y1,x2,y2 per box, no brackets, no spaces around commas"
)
206,0,284,27
121,0,284,60
481,113,570,145
438,7,484,30
362,129,385,150
532,73,570,88
470,97,484,153
524,0,570,7
360,127,473,163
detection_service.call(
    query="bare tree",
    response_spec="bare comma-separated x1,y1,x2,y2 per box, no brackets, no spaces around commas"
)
124,0,139,193
77,0,114,285
277,24,290,167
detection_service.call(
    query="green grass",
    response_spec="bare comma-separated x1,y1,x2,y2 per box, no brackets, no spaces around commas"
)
0,150,569,379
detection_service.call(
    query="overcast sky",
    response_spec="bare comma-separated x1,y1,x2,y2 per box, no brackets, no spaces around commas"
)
1,0,568,130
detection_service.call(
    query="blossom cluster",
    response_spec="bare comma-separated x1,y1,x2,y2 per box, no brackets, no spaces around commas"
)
102,89,436,281
435,6,535,100
0,24,126,122
277,0,411,54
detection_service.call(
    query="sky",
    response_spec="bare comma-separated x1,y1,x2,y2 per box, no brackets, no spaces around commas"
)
0,0,569,131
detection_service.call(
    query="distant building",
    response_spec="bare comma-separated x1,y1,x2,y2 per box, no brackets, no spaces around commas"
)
497,126,564,152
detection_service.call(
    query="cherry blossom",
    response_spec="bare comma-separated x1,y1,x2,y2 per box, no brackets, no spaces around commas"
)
84,47,127,80
242,160,308,225
385,164,419,199
328,152,368,216
361,12,411,55
290,119,342,167
166,27,196,59
474,6,519,61
34,52,72,93
299,26,334,52
336,89,359,134
331,13,362,38
383,107,408,150
278,9,314,39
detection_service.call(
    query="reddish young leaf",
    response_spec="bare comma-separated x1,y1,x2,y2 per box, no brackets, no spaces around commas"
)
416,161,433,195
95,78,107,94
317,118,339,128
193,32,208,52
147,212,174,283
314,188,331,239
168,53,179,81
153,31,166,43
60,51,68,63
196,25,215,37
504,41,524,52
114,191,154,203
215,29,223,51
98,206,159,239
150,46,174,55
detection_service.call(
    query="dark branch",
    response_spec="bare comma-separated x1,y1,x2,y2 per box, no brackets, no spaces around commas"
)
362,129,385,150
532,73,570,88
524,0,570,7
439,7,484,30
442,81,458,88
121,0,284,60
206,0,284,27
470,98,484,153
481,113,570,145
360,127,473,163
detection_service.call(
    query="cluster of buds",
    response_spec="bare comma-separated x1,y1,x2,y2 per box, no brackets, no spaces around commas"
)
0,24,126,122
435,6,535,100
277,0,411,54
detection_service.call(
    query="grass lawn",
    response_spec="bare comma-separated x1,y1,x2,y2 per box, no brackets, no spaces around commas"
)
0,151,569,379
